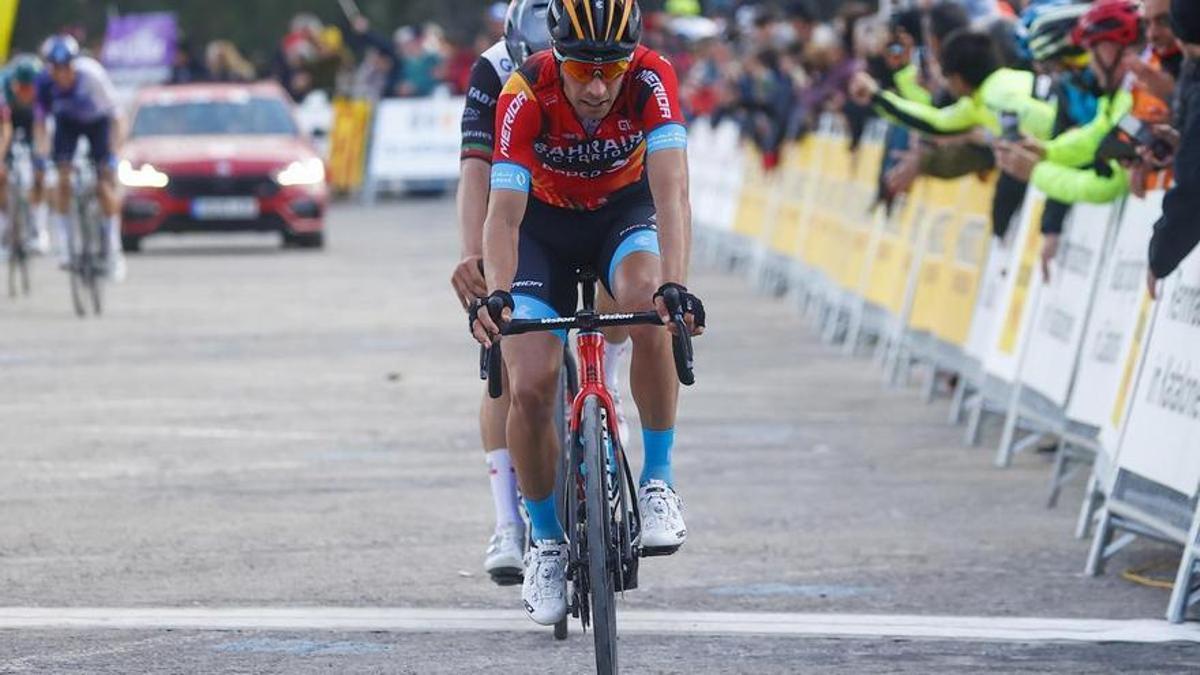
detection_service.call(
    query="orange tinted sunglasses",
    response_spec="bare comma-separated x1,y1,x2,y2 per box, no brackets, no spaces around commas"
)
560,58,631,83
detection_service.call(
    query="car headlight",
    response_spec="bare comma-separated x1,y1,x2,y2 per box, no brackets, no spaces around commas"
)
274,158,325,187
118,160,169,189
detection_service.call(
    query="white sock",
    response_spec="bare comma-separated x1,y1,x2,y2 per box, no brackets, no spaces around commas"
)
485,448,522,530
604,337,631,392
54,213,71,263
105,216,122,255
34,202,49,237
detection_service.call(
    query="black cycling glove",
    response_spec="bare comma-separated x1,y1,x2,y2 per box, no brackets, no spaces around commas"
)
654,283,706,329
468,290,514,333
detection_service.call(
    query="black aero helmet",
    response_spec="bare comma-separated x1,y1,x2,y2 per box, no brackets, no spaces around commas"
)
548,0,642,63
11,55,42,85
506,0,553,66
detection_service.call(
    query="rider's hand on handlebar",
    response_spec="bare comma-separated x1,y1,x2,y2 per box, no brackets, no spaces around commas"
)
470,290,514,347
653,283,706,337
451,255,487,310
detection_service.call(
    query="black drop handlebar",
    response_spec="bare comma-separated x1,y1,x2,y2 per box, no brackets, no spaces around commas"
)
478,287,696,399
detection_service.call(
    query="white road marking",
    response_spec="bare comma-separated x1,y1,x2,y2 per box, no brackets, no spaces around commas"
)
1,608,1197,644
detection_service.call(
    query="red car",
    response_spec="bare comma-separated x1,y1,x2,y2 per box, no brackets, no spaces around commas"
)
119,82,327,251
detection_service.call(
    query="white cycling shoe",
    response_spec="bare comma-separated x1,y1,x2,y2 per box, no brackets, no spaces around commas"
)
638,480,687,555
485,523,525,586
522,539,568,625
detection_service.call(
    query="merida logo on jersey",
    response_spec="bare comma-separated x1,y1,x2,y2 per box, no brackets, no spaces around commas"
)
499,91,528,158
637,70,672,120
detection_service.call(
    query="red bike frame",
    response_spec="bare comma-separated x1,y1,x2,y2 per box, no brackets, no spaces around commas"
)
570,331,622,442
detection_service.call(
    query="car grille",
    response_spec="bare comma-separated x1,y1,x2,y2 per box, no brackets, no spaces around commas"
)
167,175,280,199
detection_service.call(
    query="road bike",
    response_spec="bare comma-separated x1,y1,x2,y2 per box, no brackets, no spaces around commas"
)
479,269,695,674
65,160,106,317
5,143,34,299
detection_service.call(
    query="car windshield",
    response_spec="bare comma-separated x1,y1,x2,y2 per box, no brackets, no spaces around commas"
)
131,97,298,138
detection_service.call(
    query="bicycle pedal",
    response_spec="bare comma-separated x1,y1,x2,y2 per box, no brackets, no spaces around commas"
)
640,544,681,558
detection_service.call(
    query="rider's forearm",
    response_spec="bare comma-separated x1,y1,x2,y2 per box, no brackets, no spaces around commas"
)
648,150,691,286
482,190,527,294
456,159,491,257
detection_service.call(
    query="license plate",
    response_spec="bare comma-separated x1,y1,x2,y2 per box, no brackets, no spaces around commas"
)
191,197,260,220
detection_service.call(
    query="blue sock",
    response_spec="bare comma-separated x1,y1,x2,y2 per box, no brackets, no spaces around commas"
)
640,428,675,486
524,494,565,542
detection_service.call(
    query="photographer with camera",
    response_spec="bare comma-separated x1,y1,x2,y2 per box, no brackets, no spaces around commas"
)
1146,0,1200,298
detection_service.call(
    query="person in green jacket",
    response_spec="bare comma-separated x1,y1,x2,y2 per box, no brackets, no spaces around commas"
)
994,0,1145,205
851,30,1056,142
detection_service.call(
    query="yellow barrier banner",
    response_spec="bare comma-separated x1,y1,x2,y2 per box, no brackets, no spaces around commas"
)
931,176,994,346
865,182,924,314
0,0,17,62
997,197,1046,354
327,98,373,192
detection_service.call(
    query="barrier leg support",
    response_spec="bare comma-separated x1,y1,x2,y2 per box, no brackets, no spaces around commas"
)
964,393,985,447
948,375,969,425
1075,470,1102,540
1167,507,1200,623
922,363,938,404
994,383,1025,468
1046,438,1069,509
1085,506,1116,576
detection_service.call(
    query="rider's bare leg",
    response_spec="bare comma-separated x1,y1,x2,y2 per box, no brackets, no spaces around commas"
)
503,331,566,541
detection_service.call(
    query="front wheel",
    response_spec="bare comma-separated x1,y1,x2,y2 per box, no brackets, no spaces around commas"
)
283,231,325,249
582,396,618,674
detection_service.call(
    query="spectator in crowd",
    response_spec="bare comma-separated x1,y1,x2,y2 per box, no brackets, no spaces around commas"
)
995,0,1143,206
394,25,446,97
205,40,257,83
169,37,209,84
1132,0,1183,102
344,14,402,100
1147,0,1200,296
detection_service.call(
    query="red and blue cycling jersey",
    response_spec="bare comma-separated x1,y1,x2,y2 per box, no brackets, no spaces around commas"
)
491,45,687,211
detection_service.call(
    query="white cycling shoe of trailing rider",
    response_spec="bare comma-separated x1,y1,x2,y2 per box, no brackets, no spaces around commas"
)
484,522,525,583
638,480,687,553
522,539,568,625
105,251,127,282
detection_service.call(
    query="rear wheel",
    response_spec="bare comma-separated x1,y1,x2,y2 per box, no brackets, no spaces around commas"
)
582,396,618,675
84,202,104,316
121,235,142,253
67,214,86,318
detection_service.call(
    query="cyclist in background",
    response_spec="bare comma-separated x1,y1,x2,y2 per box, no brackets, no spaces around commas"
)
453,0,635,585
470,0,704,625
0,55,50,255
34,35,126,281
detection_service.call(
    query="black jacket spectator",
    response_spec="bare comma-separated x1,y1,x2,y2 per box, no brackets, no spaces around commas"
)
1149,57,1200,278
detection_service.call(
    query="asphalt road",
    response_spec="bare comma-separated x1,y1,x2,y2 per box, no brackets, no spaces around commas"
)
1,198,1197,673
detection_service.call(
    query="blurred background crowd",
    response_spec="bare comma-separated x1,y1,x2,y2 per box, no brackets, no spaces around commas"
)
10,0,1200,280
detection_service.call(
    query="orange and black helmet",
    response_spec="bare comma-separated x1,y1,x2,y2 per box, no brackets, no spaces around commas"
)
548,0,642,63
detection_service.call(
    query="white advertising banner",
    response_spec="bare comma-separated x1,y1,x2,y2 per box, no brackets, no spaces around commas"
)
1020,202,1115,407
1115,241,1200,498
983,189,1044,382
963,243,1009,363
1068,194,1159,431
367,97,465,184
711,120,743,234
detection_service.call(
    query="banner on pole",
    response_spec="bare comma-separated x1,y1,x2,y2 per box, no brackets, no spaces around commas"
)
1021,202,1114,407
1069,194,1159,432
101,12,178,91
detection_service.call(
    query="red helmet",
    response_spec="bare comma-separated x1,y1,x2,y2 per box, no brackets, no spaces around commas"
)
1073,0,1144,48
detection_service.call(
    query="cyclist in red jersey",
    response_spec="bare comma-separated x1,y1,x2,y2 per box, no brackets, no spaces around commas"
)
470,0,704,625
